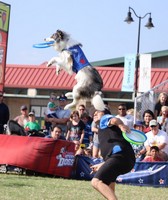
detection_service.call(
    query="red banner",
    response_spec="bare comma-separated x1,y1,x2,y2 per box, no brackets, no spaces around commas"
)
0,30,7,90
0,2,10,91
0,135,75,178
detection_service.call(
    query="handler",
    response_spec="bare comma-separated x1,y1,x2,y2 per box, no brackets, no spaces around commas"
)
91,109,135,200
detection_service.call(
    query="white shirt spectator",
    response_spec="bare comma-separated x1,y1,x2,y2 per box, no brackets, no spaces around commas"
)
144,129,168,155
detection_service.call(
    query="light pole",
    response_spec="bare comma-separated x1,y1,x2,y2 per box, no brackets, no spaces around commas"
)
124,7,154,98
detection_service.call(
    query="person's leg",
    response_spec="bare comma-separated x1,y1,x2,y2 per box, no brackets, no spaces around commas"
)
92,145,99,158
91,178,117,200
109,182,115,192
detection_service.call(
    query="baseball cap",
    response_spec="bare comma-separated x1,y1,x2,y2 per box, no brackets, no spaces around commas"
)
20,105,27,110
28,112,35,116
58,94,67,101
134,120,143,126
149,119,158,127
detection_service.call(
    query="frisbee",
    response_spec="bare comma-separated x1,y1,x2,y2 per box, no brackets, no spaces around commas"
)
33,41,54,48
122,129,147,145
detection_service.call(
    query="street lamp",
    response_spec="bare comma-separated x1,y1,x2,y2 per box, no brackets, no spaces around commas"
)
124,7,154,98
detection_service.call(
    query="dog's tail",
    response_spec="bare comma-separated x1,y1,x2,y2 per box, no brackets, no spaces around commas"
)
91,92,105,111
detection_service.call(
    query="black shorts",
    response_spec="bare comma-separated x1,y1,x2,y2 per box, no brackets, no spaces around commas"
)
94,155,135,185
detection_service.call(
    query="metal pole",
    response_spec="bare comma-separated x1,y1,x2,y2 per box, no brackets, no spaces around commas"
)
134,16,141,98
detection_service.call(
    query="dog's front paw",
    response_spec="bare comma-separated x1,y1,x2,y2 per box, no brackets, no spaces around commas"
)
47,61,53,67
56,70,59,75
56,69,61,75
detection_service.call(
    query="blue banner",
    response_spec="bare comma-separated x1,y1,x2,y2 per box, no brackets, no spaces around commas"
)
122,54,136,92
116,161,168,187
74,156,168,187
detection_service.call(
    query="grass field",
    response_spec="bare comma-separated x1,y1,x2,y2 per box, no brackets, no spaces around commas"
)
0,173,167,200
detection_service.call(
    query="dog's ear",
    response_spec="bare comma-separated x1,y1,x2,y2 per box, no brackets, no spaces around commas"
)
51,30,64,41
56,30,64,40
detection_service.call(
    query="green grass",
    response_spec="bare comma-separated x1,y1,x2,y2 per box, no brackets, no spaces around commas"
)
0,173,167,200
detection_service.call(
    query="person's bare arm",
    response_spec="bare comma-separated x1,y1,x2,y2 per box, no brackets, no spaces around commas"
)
45,116,69,125
108,117,130,132
80,130,85,144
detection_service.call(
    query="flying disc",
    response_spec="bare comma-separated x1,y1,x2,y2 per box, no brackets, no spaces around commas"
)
33,41,54,48
122,129,147,145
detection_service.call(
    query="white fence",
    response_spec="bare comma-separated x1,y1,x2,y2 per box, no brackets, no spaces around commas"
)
134,79,168,121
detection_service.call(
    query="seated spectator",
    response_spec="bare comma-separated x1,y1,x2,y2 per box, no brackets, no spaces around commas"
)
45,125,65,140
157,106,168,133
24,112,41,131
144,119,168,161
142,146,164,162
142,109,155,133
14,105,29,127
154,92,168,117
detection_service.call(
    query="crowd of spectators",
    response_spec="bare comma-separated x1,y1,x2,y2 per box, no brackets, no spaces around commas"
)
1,91,168,163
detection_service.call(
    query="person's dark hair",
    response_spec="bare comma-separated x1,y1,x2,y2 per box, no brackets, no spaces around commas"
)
70,110,79,119
150,146,159,152
118,103,127,109
80,112,89,119
51,125,62,132
78,104,86,109
142,109,155,119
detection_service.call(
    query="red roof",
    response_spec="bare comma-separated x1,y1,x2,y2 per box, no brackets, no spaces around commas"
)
4,64,168,91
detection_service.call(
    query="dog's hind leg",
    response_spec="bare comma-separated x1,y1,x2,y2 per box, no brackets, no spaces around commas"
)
64,86,80,110
91,92,105,111
65,92,73,98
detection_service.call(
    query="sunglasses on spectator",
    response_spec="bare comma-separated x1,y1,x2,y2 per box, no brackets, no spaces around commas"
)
150,125,157,128
118,108,126,110
79,109,85,111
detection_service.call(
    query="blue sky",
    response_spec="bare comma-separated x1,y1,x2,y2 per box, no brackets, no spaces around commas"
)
2,0,168,65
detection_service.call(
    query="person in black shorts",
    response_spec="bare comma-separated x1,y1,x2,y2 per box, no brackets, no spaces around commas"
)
90,109,135,200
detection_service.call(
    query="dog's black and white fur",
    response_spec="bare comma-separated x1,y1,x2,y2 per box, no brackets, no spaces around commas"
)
45,30,105,111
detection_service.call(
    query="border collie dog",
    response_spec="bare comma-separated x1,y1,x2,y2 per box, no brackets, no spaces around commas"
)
45,30,105,111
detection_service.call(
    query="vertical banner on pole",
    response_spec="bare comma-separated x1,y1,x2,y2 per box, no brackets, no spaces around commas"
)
0,1,10,92
122,54,136,92
139,54,151,92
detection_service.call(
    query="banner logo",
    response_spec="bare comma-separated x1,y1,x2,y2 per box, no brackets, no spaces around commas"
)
56,147,75,167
